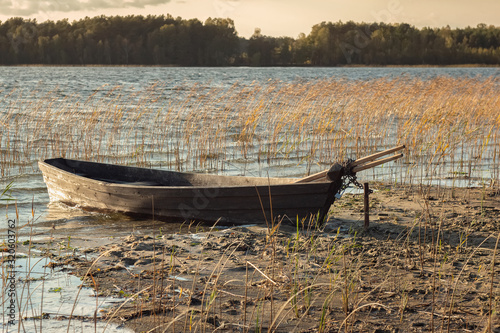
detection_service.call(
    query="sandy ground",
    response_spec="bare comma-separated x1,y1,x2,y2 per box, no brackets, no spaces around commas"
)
27,183,500,332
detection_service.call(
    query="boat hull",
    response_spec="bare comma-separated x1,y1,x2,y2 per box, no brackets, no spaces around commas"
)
38,158,334,224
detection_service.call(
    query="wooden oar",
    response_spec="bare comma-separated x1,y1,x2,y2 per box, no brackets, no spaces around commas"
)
350,144,405,167
351,153,403,173
295,144,405,183
294,168,333,183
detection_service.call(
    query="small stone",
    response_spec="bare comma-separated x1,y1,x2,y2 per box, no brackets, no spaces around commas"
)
120,257,137,266
124,235,140,243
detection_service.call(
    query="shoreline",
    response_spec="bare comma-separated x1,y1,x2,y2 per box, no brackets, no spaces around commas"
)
3,64,499,68
25,183,500,332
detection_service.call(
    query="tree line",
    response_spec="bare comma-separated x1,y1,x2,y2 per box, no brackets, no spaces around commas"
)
0,15,499,66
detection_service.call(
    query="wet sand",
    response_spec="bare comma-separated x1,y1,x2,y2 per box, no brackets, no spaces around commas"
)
26,184,500,332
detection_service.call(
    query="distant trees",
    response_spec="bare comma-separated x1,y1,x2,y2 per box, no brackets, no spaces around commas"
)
299,21,500,66
0,15,240,65
0,16,499,66
246,28,295,66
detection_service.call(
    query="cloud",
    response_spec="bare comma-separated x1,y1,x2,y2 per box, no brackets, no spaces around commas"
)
0,0,171,16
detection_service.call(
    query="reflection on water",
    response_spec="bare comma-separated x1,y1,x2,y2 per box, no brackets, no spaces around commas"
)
0,256,132,333
34,201,190,239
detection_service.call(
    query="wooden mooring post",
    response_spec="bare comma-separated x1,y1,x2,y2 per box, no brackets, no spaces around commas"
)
364,183,370,231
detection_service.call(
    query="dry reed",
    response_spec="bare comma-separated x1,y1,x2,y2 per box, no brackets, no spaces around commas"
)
0,77,498,187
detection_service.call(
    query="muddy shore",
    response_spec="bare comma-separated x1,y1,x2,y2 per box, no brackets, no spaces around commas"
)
27,184,500,332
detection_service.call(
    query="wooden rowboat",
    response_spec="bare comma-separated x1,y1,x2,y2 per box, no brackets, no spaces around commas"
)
38,146,404,224
39,158,334,224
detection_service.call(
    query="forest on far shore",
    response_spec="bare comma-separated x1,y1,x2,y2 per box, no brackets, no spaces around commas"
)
1,15,499,66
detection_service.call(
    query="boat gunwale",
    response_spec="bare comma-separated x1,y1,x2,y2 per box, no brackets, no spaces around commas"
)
38,159,331,190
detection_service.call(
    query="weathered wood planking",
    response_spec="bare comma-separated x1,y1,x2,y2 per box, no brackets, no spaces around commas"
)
39,158,334,224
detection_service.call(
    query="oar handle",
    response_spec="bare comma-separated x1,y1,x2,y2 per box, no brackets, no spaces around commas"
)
350,144,405,167
294,144,406,183
351,153,403,173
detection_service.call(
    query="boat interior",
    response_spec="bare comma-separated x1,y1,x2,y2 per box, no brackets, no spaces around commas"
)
44,158,299,187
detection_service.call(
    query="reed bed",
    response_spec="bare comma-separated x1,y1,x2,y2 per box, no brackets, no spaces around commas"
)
0,76,499,186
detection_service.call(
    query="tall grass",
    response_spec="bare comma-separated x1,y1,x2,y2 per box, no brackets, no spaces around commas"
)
0,77,498,185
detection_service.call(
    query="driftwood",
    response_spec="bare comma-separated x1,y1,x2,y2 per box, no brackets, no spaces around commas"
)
295,145,405,184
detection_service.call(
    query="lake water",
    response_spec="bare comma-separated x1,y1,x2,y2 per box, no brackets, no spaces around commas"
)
0,254,131,333
0,66,499,228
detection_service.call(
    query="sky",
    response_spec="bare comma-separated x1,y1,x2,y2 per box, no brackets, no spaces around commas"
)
0,0,499,38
